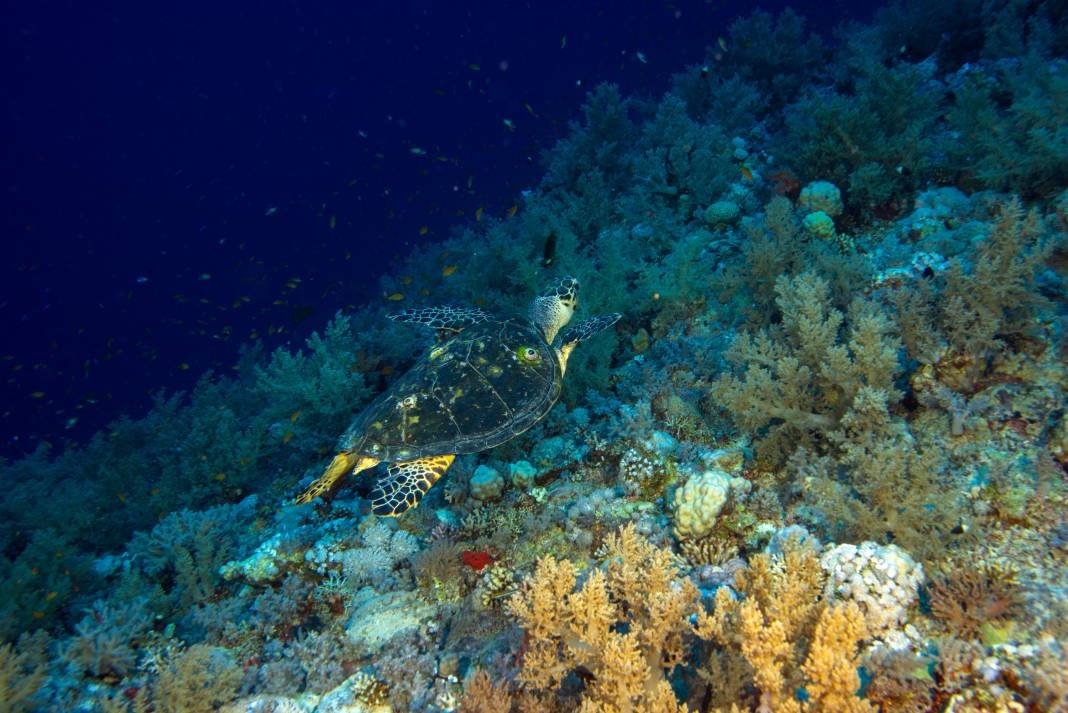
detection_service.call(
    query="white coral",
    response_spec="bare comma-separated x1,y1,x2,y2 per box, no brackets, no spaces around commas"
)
819,541,924,638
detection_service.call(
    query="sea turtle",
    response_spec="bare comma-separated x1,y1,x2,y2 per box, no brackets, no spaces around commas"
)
296,276,620,516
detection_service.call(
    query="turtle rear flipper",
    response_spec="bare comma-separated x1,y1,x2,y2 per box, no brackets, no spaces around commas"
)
388,307,493,332
296,453,379,504
371,455,455,516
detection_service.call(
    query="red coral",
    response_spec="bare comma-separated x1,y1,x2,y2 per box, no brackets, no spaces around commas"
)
461,550,495,571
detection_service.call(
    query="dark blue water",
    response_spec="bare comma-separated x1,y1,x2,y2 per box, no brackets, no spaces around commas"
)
3,0,869,456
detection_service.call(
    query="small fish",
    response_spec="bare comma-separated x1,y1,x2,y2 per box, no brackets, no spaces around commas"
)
357,130,368,138
31,391,45,399
717,36,728,51
740,165,754,182
560,34,567,48
386,292,405,301
419,225,429,235
442,264,458,277
502,118,515,131
410,147,426,155
135,276,149,284
329,215,336,229
524,102,536,116
213,472,227,481
199,273,211,281
636,51,648,64
281,432,294,444
542,232,557,267
179,363,190,370
468,63,480,71
380,364,395,375
265,206,278,216
402,275,413,284
475,206,484,222
507,204,518,218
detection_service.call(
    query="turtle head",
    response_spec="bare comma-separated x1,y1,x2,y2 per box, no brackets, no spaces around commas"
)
555,313,622,376
530,276,579,344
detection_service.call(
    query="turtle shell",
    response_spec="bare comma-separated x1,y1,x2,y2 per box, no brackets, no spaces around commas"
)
340,318,561,461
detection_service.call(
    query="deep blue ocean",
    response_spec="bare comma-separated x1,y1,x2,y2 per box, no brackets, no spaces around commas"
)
5,0,869,456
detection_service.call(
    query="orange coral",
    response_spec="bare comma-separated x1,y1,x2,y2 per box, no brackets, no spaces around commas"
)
693,546,876,712
460,669,515,713
507,524,699,712
801,604,874,713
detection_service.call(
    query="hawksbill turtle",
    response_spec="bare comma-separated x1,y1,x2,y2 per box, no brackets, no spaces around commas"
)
296,276,620,516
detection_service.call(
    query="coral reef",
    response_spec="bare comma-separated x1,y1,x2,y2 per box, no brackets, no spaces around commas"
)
508,524,699,711
5,4,1068,712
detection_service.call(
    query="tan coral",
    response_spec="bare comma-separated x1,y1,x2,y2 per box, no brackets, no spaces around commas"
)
693,547,878,712
801,604,874,713
507,524,698,712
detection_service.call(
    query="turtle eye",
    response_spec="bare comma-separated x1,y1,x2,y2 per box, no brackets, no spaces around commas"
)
516,346,541,364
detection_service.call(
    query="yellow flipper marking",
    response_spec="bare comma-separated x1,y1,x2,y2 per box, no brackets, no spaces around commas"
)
296,452,379,504
371,455,455,517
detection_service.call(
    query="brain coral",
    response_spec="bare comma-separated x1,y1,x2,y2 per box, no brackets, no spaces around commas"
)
802,210,836,239
704,200,741,227
799,180,843,216
673,468,738,541
470,465,505,501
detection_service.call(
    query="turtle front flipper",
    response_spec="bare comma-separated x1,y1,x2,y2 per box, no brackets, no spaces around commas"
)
388,307,493,332
370,455,455,516
556,313,622,374
296,452,379,504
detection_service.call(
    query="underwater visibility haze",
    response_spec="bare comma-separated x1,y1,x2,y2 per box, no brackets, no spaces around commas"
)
3,0,1068,711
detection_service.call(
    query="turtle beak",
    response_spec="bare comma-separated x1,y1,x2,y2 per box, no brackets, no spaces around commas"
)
531,294,574,344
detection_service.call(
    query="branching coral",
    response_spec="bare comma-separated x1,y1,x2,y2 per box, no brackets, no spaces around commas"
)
800,603,875,713
151,643,242,713
948,58,1068,197
460,669,515,713
925,558,1022,637
710,272,901,466
778,60,945,213
129,504,247,610
507,523,699,712
692,546,876,712
254,311,373,433
0,640,46,713
61,598,152,678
